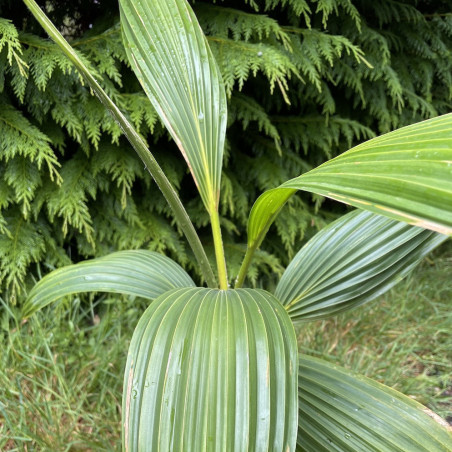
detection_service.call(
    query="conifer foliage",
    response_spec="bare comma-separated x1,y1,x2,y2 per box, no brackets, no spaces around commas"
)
1,1,451,297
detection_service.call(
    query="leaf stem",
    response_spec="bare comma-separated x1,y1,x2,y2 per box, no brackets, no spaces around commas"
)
234,243,257,289
210,209,228,290
23,0,217,288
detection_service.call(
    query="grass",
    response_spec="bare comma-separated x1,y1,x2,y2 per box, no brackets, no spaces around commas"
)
297,242,452,422
0,243,451,450
0,296,143,451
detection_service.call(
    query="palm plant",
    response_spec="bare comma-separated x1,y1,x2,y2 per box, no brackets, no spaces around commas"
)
22,0,452,450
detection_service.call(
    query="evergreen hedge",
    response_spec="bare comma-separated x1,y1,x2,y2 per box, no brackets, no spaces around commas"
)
1,0,451,300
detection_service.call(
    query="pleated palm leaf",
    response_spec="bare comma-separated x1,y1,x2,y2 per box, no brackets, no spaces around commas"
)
22,0,452,450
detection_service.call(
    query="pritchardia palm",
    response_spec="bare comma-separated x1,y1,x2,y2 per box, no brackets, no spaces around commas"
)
22,0,452,450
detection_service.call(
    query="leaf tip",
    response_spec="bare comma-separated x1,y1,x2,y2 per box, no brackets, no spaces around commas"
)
423,408,452,431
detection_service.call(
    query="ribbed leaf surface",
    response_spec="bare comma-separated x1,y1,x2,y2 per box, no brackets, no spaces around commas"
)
297,355,452,451
276,210,448,321
247,113,452,253
123,287,298,452
119,0,227,212
23,250,195,317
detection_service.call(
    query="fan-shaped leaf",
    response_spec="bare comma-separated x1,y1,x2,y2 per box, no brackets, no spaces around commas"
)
276,210,448,322
297,354,452,451
119,0,227,213
123,287,298,451
23,250,195,317
247,113,452,254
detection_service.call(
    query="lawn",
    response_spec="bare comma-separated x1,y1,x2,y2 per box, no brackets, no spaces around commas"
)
1,243,451,451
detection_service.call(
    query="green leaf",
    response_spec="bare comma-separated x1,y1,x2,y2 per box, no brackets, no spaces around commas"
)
123,287,298,451
275,210,448,322
22,0,217,288
247,113,452,254
119,0,227,213
247,187,297,252
23,250,195,317
297,354,452,451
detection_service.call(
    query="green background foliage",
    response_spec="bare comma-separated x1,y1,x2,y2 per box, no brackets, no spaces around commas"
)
1,0,451,298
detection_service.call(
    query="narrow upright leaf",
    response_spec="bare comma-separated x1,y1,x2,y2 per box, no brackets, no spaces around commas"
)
276,210,448,322
247,114,452,254
120,0,227,213
23,250,195,317
298,355,452,451
22,0,217,287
